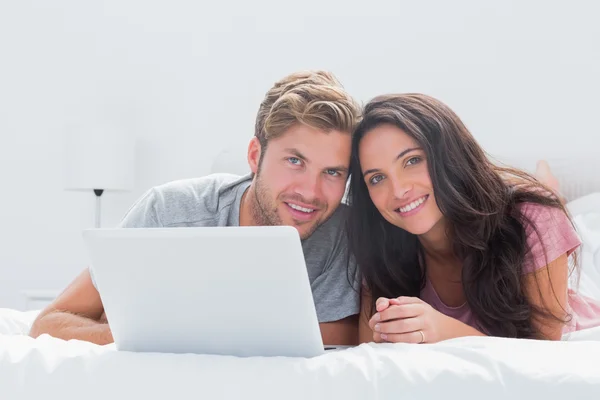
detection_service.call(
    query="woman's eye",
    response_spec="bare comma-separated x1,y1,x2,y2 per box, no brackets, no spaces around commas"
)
369,175,383,185
406,156,421,166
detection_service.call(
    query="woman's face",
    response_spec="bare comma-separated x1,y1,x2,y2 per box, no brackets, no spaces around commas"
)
358,123,444,236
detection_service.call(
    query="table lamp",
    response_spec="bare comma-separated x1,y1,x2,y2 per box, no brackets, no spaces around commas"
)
64,125,136,228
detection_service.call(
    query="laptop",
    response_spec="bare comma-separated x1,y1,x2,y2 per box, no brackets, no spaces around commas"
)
82,226,329,358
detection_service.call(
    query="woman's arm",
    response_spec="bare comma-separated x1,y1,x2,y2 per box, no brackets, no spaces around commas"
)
360,255,570,343
522,253,569,340
368,252,570,343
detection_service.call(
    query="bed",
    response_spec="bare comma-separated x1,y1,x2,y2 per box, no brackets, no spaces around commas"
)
1,163,599,399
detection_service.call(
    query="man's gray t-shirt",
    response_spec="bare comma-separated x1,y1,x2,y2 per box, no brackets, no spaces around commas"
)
90,173,359,323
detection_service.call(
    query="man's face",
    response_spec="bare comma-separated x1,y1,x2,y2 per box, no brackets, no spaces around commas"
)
248,124,351,239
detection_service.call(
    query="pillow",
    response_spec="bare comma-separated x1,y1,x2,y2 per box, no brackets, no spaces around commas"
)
567,193,600,301
0,308,39,335
567,192,600,217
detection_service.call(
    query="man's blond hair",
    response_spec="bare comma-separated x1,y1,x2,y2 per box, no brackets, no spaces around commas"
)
254,71,361,148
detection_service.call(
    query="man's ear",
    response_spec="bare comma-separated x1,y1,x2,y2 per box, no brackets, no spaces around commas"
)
247,137,262,174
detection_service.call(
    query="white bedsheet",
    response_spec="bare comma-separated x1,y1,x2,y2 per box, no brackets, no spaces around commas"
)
1,330,600,400
570,196,600,300
1,193,599,399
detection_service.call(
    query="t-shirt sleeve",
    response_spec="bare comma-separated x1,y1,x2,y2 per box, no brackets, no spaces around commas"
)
521,203,581,274
309,239,361,323
117,188,162,228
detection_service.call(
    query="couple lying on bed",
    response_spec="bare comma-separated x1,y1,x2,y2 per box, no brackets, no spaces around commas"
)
30,70,600,347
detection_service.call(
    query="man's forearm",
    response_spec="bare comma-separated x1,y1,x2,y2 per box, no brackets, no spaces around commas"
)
29,311,114,345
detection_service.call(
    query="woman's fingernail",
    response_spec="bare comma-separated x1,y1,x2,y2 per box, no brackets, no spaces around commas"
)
374,323,380,332
381,334,387,340
374,313,380,321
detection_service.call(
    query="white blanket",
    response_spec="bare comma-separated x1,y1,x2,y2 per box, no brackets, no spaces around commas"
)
1,193,600,399
569,194,600,300
2,330,600,400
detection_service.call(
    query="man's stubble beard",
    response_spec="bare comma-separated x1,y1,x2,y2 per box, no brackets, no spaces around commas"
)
250,172,282,227
250,172,325,240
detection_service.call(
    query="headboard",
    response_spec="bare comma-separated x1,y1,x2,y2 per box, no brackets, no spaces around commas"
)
491,155,599,203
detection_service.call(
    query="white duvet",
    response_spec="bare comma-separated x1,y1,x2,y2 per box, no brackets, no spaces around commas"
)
1,330,600,400
2,193,600,399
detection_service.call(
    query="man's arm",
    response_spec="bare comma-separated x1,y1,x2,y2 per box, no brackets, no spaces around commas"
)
358,286,375,343
29,268,113,345
319,314,358,345
29,186,164,345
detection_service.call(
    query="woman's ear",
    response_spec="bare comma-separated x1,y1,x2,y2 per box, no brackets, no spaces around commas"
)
247,137,262,174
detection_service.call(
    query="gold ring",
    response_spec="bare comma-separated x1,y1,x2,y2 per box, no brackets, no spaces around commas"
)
418,330,425,344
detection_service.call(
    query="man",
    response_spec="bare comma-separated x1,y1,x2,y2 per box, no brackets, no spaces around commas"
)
29,70,362,346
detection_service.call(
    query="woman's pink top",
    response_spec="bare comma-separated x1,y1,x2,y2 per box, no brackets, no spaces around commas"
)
420,203,600,335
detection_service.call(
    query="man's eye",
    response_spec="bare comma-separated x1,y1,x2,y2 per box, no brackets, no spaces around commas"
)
325,169,340,177
288,157,301,165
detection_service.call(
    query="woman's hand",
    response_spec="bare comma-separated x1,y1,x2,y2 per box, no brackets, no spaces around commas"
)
368,296,454,344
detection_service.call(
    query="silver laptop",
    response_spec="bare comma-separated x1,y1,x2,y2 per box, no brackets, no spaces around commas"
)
82,226,326,358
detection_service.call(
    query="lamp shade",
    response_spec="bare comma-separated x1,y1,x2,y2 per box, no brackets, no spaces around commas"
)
64,125,135,191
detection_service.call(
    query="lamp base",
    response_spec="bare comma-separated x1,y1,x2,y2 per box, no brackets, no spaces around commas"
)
94,189,104,228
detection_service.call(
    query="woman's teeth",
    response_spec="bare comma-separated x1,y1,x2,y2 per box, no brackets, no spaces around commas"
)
398,195,427,213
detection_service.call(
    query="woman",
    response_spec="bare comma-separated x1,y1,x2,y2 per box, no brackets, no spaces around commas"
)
347,93,600,343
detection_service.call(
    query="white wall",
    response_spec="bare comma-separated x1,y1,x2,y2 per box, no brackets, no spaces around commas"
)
1,0,598,309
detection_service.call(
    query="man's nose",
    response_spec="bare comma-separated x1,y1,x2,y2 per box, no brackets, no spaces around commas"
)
295,172,322,203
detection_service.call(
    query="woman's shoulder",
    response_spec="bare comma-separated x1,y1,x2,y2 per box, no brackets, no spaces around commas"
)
515,202,581,274
517,201,566,223
516,201,575,233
